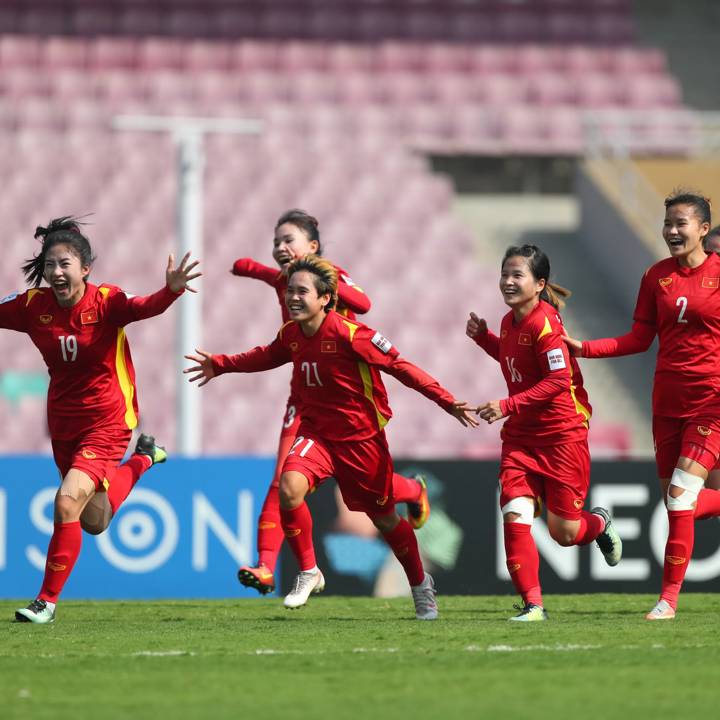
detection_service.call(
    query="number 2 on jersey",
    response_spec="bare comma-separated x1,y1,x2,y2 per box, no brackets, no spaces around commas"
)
676,296,688,324
59,335,78,362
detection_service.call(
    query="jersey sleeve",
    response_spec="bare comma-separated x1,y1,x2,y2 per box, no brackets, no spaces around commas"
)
231,258,281,287
104,285,184,326
335,268,371,315
471,327,500,361
582,273,656,358
500,320,570,416
211,334,292,375
0,291,28,332
352,326,456,412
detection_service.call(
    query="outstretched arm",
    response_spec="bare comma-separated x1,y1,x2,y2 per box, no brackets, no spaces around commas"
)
466,312,500,361
336,273,372,315
231,258,280,286
563,320,656,359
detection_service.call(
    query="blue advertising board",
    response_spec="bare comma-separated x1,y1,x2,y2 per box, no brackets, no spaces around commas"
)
0,456,275,599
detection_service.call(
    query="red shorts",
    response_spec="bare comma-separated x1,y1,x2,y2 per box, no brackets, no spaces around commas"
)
52,425,132,491
270,399,302,490
282,427,394,514
499,440,590,520
653,414,720,478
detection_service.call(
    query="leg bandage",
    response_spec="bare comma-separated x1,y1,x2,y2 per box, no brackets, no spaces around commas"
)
501,496,535,525
667,469,705,511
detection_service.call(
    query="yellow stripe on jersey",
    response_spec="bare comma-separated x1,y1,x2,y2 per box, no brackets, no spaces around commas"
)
26,288,44,306
568,365,591,429
98,286,111,299
342,319,359,341
114,328,137,429
357,361,389,430
538,316,552,340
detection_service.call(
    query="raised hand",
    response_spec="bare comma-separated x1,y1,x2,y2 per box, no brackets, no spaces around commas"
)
562,333,583,357
167,252,202,293
466,312,487,339
449,400,480,428
183,348,215,387
476,400,506,424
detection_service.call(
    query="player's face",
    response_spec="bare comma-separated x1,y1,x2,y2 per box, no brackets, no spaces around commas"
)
286,270,329,322
43,243,90,307
663,204,709,260
273,223,319,270
500,256,544,310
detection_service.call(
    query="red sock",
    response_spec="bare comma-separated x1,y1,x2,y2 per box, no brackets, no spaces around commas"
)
280,503,316,571
504,522,542,607
106,455,152,514
695,488,720,520
38,521,82,603
661,509,694,609
257,485,284,572
381,517,424,586
391,474,421,504
572,511,605,546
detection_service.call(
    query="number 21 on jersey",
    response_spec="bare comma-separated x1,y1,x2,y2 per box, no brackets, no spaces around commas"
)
301,361,323,387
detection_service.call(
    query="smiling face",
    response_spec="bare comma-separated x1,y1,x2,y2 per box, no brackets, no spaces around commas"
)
285,270,330,326
272,222,319,271
43,243,90,307
500,255,545,314
663,203,710,264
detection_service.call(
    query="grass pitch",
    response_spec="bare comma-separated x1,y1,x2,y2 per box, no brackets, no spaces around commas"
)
2,594,718,720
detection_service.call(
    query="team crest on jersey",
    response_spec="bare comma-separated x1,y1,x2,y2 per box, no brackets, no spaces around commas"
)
507,563,521,573
573,498,583,509
518,333,532,346
82,449,97,460
376,495,389,506
659,277,673,287
80,309,98,325
39,314,53,324
289,342,299,351
697,426,712,437
501,329,508,339
321,341,336,353
701,277,719,289
371,332,392,354
0,291,18,304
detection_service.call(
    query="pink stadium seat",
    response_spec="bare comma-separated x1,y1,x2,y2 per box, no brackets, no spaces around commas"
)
0,36,42,69
89,38,139,70
376,42,424,72
419,43,471,74
1,69,52,99
527,73,578,106
622,76,682,108
325,43,375,73
50,71,99,102
182,41,232,72
611,48,667,74
230,41,279,71
562,46,612,74
137,38,185,71
576,74,622,107
467,46,517,75
42,37,88,71
277,42,329,72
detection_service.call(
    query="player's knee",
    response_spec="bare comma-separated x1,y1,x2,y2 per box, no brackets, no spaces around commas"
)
370,512,399,533
278,473,306,509
501,497,534,525
549,525,576,546
54,494,81,523
80,517,106,535
666,468,704,511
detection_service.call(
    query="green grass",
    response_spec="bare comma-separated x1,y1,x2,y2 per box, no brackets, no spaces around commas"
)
2,594,718,720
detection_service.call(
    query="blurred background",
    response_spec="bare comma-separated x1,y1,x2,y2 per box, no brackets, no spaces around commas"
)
1,0,718,463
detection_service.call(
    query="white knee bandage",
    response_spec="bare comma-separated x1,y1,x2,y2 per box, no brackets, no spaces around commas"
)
666,469,705,511
501,497,535,525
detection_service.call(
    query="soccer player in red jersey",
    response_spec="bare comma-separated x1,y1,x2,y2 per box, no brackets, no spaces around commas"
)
468,245,622,622
564,192,720,620
231,209,430,596
186,255,477,619
0,217,200,624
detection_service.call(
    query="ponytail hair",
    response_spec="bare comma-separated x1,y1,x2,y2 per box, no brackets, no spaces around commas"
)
502,244,571,311
21,216,94,288
275,208,323,255
287,254,337,312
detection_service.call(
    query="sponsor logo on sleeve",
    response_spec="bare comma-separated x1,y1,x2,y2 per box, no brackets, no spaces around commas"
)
80,309,98,325
371,332,392,354
701,277,719,289
320,341,336,353
659,277,673,287
518,333,532,346
0,292,18,304
546,348,566,371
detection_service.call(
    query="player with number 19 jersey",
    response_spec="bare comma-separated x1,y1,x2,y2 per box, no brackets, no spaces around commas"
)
475,299,591,446
0,283,182,440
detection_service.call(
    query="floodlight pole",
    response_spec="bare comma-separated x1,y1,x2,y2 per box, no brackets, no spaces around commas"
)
112,116,263,456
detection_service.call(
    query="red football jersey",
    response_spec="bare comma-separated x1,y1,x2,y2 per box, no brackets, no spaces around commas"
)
231,258,371,322
583,253,720,418
0,283,182,440
212,311,456,441
474,300,591,445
